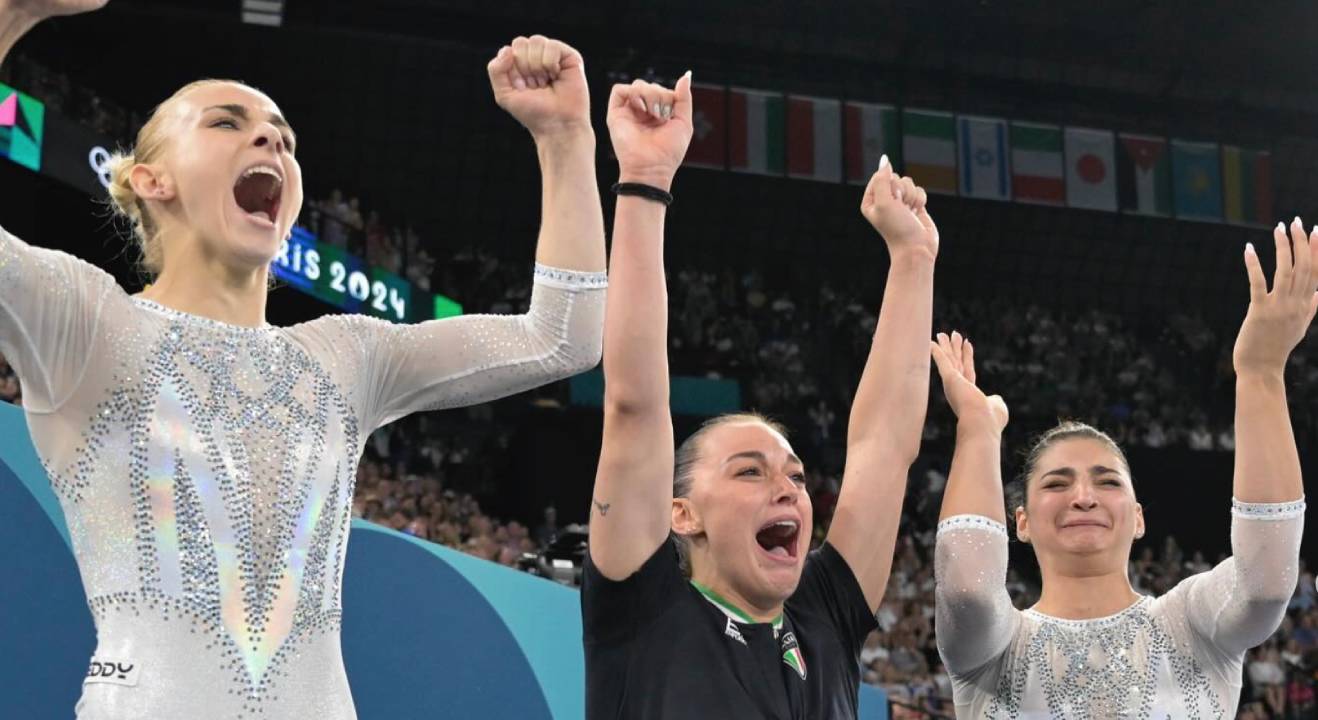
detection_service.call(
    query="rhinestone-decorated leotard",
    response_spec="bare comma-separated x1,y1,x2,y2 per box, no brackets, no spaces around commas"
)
934,499,1304,719
0,226,606,719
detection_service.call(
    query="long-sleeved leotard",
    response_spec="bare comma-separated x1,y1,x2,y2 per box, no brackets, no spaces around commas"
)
934,499,1304,719
0,225,605,719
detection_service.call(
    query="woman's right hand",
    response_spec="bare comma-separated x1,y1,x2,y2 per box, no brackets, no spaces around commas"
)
605,72,693,193
931,331,1009,434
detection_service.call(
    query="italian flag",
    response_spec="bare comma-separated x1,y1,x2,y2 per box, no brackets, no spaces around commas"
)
684,83,727,170
843,101,898,185
1010,122,1064,205
901,109,957,195
1222,146,1272,227
1117,134,1171,217
786,95,842,182
728,88,785,176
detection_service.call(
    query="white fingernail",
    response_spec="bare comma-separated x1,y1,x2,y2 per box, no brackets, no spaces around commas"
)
684,70,693,80
663,104,673,118
1296,216,1304,227
1278,221,1286,232
879,154,890,170
1246,242,1256,254
652,102,662,117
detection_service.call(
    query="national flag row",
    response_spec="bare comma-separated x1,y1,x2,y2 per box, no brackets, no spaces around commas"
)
683,84,1273,227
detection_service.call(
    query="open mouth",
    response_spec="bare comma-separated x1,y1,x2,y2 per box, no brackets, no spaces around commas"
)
233,165,283,225
755,519,800,560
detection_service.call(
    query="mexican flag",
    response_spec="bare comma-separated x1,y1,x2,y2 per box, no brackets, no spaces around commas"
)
684,83,727,170
1010,122,1064,205
901,109,957,195
1221,146,1272,227
843,101,898,185
728,88,785,176
1117,134,1171,217
1064,127,1117,212
957,115,1010,200
786,95,842,182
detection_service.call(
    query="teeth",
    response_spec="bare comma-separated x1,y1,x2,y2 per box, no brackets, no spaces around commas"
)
772,521,797,530
241,165,282,181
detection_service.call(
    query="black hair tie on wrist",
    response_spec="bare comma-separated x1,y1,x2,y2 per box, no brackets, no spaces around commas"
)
612,182,673,207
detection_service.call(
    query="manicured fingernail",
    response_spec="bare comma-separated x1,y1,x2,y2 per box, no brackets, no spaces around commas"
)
879,154,890,170
1246,242,1256,254
1278,221,1286,232
663,104,673,118
1295,216,1304,227
652,102,662,117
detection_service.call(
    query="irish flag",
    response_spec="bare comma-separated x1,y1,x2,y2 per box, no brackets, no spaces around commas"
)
843,101,898,185
684,83,727,170
1117,134,1171,217
1222,146,1272,227
728,88,785,176
1010,122,1064,205
901,109,957,195
786,95,841,182
1064,127,1117,212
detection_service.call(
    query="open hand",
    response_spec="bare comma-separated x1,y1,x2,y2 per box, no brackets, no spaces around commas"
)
931,331,1008,434
1234,218,1318,377
860,155,939,262
487,35,591,140
605,73,693,192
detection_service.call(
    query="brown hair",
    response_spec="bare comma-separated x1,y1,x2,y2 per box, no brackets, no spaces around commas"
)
672,412,789,576
1008,420,1132,519
105,79,245,277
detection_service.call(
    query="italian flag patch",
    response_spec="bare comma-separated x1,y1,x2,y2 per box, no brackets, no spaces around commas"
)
783,646,806,680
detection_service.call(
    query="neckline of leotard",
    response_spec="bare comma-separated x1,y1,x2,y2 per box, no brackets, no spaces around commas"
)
1024,594,1150,626
131,296,275,333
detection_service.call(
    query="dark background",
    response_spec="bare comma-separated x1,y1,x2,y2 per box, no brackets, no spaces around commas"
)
3,0,1316,562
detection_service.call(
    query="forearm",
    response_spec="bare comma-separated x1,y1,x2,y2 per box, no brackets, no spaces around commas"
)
0,11,39,68
602,196,669,413
846,252,934,460
938,419,1006,523
532,129,607,272
1233,370,1303,502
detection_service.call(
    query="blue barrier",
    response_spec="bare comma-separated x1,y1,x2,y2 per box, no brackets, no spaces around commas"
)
0,400,887,718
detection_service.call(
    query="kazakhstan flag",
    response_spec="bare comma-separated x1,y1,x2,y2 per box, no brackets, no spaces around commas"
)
1171,140,1222,222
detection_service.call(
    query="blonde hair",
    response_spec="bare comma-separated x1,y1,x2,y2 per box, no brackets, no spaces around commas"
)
106,79,246,277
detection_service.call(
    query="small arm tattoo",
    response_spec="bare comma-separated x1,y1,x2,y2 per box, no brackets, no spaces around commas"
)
593,499,611,516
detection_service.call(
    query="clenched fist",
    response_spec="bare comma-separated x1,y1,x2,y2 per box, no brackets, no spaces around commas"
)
605,72,693,192
860,155,939,262
487,35,591,140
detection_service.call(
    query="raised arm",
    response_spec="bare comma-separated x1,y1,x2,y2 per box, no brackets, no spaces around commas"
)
1183,219,1312,654
487,35,606,274
1,1,107,67
587,73,693,581
930,333,1018,675
825,159,937,612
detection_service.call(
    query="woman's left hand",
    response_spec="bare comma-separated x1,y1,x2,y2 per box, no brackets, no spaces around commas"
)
1233,217,1318,376
487,35,591,141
